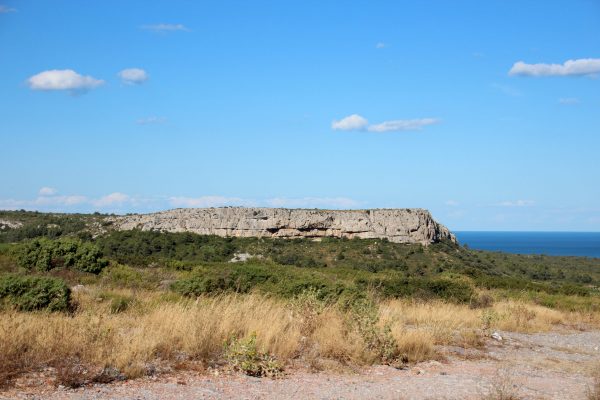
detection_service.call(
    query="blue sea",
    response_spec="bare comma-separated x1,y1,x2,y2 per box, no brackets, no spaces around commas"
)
454,232,600,258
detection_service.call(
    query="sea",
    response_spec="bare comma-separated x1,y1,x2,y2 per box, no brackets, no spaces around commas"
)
454,231,600,258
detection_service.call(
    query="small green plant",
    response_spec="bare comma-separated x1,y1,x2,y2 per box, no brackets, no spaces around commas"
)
470,292,495,309
109,295,133,314
481,309,500,332
290,288,326,336
351,299,399,364
224,333,283,378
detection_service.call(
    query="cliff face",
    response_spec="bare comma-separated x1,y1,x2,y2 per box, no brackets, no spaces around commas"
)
110,208,456,245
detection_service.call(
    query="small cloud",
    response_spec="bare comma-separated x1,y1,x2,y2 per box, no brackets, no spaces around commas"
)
509,58,600,77
169,196,255,208
91,192,130,207
27,69,104,93
367,118,439,132
445,200,459,207
472,52,485,58
332,114,438,133
331,114,369,131
118,68,148,85
493,200,535,207
136,116,166,125
52,195,87,206
375,42,387,49
558,97,580,105
39,187,57,196
266,197,360,209
141,23,190,33
0,193,87,210
0,5,16,13
491,83,521,96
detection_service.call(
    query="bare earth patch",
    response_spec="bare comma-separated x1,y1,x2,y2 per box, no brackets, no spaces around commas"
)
2,330,599,400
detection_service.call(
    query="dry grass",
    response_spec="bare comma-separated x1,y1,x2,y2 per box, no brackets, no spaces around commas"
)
481,367,523,400
0,287,598,388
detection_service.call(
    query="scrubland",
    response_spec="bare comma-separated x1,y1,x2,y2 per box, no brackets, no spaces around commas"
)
1,287,598,388
0,210,599,390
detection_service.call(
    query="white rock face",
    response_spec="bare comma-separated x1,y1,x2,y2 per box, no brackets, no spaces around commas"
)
0,219,23,230
110,208,456,245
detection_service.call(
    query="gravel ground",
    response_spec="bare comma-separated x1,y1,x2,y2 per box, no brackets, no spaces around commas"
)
2,330,599,400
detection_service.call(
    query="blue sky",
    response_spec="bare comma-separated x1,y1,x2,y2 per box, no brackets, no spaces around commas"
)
1,0,599,231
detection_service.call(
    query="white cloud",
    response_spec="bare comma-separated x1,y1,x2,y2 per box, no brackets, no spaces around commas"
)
266,197,360,209
332,114,439,133
493,200,535,207
39,187,57,196
169,196,360,209
331,114,369,131
137,116,166,125
367,118,439,132
169,196,255,208
509,58,600,77
118,68,148,85
558,97,580,105
0,5,16,13
91,192,130,207
375,42,387,49
27,69,104,92
445,200,459,207
141,23,190,32
42,195,87,206
0,195,87,209
1,192,362,213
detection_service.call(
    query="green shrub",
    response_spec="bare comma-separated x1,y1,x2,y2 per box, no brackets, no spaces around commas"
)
351,299,399,364
100,264,145,288
11,238,107,274
0,275,71,311
224,333,283,378
171,264,276,296
109,295,133,314
369,276,474,303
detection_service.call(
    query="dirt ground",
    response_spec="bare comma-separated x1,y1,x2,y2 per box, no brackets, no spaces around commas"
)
2,330,599,400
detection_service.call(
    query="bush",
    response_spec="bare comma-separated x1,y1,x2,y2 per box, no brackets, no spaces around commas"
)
171,263,285,296
0,275,71,311
371,276,475,303
224,333,283,378
12,238,107,274
109,295,133,314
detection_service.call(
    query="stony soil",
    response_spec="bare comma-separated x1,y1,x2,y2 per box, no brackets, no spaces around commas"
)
2,330,599,400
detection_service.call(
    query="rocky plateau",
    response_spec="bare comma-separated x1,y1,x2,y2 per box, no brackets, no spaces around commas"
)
109,207,456,245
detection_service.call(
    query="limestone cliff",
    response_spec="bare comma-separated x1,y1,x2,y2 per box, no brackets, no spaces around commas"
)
110,208,456,245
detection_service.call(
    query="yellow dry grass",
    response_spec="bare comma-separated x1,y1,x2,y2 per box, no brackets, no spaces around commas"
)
0,287,598,386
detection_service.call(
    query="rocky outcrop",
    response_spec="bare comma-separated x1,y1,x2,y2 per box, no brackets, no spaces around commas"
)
110,208,456,245
0,219,23,230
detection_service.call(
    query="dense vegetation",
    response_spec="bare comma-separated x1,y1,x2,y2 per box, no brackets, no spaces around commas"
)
0,210,599,312
0,275,71,311
12,237,108,274
0,210,101,243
